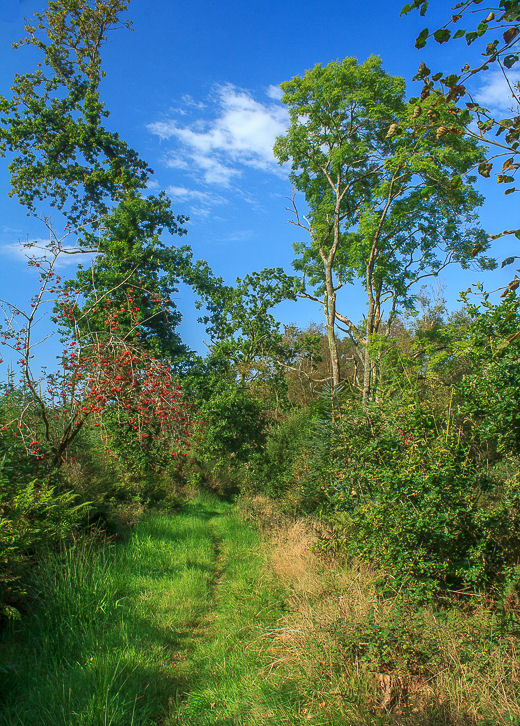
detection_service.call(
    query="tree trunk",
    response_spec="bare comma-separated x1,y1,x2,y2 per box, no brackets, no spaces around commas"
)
362,342,371,406
363,276,375,407
324,260,340,388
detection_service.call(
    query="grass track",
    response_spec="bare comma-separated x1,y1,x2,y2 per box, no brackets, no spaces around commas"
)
0,494,310,726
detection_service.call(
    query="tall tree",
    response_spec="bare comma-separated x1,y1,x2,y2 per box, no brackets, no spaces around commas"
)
197,267,298,386
0,0,196,466
274,56,492,401
0,0,190,360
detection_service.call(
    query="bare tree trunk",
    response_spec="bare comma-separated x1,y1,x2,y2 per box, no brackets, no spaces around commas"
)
324,260,340,388
362,289,374,405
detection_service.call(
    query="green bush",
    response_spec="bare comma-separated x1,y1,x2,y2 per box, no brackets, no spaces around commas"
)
457,294,520,458
194,382,266,464
301,398,520,594
0,456,84,618
251,407,313,499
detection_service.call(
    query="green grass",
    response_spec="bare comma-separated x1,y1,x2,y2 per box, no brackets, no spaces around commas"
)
166,506,301,725
0,493,308,726
0,493,228,725
3,491,518,725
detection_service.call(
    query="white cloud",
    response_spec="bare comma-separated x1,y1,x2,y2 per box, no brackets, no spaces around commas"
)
192,152,238,186
147,83,289,188
166,185,226,206
266,84,283,101
181,94,207,110
475,70,520,113
164,155,190,171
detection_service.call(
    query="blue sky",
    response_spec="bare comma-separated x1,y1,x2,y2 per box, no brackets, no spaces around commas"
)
1,0,519,362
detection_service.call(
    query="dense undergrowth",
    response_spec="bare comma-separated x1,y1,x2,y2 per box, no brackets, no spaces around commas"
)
244,496,520,725
2,493,520,725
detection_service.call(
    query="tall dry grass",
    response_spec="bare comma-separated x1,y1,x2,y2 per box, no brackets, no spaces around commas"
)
243,495,520,725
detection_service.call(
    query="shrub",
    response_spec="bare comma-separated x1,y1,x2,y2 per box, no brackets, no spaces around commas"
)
251,407,314,500
194,382,266,464
0,455,84,618
302,398,520,594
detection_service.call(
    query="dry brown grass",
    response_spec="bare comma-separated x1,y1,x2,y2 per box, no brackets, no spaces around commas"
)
242,495,520,725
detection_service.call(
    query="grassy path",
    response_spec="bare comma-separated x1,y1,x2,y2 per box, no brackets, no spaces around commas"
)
0,494,309,726
5,492,514,725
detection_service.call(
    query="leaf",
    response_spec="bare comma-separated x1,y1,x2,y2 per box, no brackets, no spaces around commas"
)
505,187,517,194
449,174,463,190
417,61,431,78
484,11,495,22
485,40,499,54
453,29,466,38
434,28,451,43
502,257,516,267
503,27,520,44
385,123,401,138
444,73,459,87
415,28,429,49
478,119,494,132
478,161,493,177
497,174,514,183
448,85,465,100
504,54,519,69
420,1,429,16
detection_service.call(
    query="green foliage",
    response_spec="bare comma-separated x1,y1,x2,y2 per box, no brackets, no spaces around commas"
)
274,55,490,395
402,0,520,245
0,0,192,363
310,397,520,593
68,192,190,360
0,448,83,618
251,408,313,499
456,293,520,456
0,0,145,226
194,382,266,464
196,267,299,384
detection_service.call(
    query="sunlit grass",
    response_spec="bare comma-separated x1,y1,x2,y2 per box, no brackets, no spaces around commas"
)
3,491,515,725
0,493,227,726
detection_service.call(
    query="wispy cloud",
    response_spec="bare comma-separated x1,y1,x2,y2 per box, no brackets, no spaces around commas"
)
147,83,289,188
0,240,96,268
475,70,520,113
165,185,227,215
